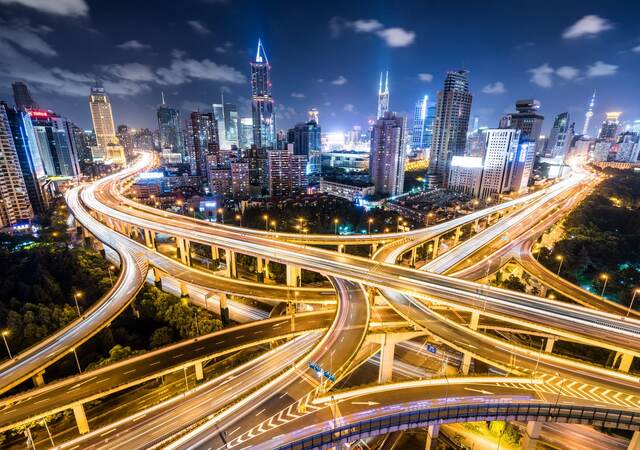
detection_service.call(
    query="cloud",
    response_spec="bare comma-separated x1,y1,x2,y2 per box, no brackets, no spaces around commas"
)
481,81,506,94
187,20,211,34
376,27,415,47
343,104,355,112
290,92,305,98
556,65,580,80
586,61,618,77
528,63,554,87
418,73,433,82
331,75,348,85
562,15,613,39
323,101,331,106
180,100,211,112
317,78,324,83
0,0,89,17
156,53,246,85
633,45,640,53
103,63,156,82
331,17,416,48
117,40,150,50
215,41,233,53
275,104,297,121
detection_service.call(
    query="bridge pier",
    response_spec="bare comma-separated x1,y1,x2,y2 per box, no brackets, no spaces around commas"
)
461,351,472,375
179,282,189,301
194,360,204,381
256,257,268,282
378,333,395,383
424,424,439,449
473,218,480,234
452,226,462,247
224,249,237,278
616,352,634,373
72,403,90,434
469,311,480,331
521,421,542,450
545,336,556,353
337,244,345,253
286,265,301,287
152,267,162,289
176,237,191,266
431,236,440,258
144,228,155,248
410,247,417,268
219,293,230,325
210,245,220,270
32,371,45,387
629,431,640,450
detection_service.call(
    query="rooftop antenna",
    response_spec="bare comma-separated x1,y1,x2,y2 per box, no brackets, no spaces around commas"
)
161,91,165,105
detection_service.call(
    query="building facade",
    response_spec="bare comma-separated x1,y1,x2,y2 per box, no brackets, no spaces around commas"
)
377,71,390,119
157,96,185,158
500,99,544,144
29,109,80,178
546,112,572,159
251,40,275,149
369,112,406,196
478,128,520,200
12,81,38,110
186,111,219,179
411,95,435,155
287,120,321,178
267,144,308,197
88,86,125,164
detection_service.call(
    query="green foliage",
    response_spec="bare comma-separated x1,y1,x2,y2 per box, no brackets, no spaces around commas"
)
87,345,142,370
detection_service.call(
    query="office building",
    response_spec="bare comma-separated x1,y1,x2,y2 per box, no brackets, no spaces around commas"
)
428,70,473,187
246,146,268,193
0,104,33,226
582,91,596,137
477,129,520,199
12,81,38,110
592,140,613,162
2,102,47,214
157,93,185,158
546,112,572,158
411,95,435,154
186,111,219,179
448,156,483,197
267,144,308,197
308,107,319,124
223,103,239,148
599,112,621,142
319,179,374,202
321,150,369,172
500,99,544,144
287,120,322,177
615,132,639,163
377,71,390,119
509,139,536,192
88,85,125,164
239,117,254,149
29,109,80,178
369,112,406,196
251,39,275,149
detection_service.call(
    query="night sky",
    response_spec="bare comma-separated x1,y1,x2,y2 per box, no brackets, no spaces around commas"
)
1,0,639,135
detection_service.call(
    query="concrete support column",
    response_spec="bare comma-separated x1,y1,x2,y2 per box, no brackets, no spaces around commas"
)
225,249,237,278
219,293,230,325
144,229,155,249
378,334,395,383
545,337,556,353
176,237,191,266
194,360,204,381
210,245,219,270
628,431,640,450
432,237,440,258
32,371,45,387
152,267,162,289
618,352,634,373
473,218,480,234
72,403,90,434
371,243,379,256
452,226,461,247
521,421,542,450
337,244,345,253
410,247,417,268
461,352,472,375
95,241,105,257
256,257,266,282
425,424,440,450
179,282,189,301
367,287,377,306
286,265,301,287
469,311,480,331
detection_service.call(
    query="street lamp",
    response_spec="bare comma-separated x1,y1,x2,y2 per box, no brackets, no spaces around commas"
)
73,291,82,317
426,212,434,226
270,220,277,232
107,265,115,284
333,218,339,235
235,214,242,227
397,216,403,232
70,348,82,374
2,331,11,359
555,255,564,275
472,199,479,210
600,274,609,298
217,208,224,223
367,218,373,234
627,288,640,317
189,207,195,218
263,214,269,230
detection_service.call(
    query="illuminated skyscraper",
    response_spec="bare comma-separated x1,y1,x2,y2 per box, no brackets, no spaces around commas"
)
411,95,435,153
239,117,253,149
187,111,219,179
599,112,621,142
428,70,472,187
287,120,321,177
89,85,125,164
500,99,544,144
30,109,80,178
370,112,406,196
157,92,185,158
582,91,596,137
308,107,319,124
223,102,239,148
377,71,389,119
250,39,275,149
546,112,572,158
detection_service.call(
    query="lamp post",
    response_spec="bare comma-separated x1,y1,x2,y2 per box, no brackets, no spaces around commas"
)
334,218,339,235
270,220,277,233
189,207,195,218
217,208,224,224
2,331,11,359
235,214,242,228
426,212,434,226
73,292,82,317
600,274,609,298
107,265,115,284
627,288,640,317
555,255,564,275
263,214,269,231
71,348,82,374
367,218,373,234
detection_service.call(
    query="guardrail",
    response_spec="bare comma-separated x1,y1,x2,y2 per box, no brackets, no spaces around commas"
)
275,402,640,449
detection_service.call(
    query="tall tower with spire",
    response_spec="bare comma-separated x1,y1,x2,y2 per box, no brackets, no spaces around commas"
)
157,92,184,158
250,39,275,149
582,91,596,137
377,71,390,119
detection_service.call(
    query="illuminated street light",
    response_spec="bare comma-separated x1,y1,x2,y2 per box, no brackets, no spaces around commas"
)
70,348,82,374
426,212,434,225
600,274,609,298
270,220,277,232
189,207,195,218
263,214,269,230
217,208,224,223
235,214,242,227
555,255,564,275
108,265,115,284
628,288,640,317
334,218,339,235
367,218,373,234
73,292,83,317
2,330,12,359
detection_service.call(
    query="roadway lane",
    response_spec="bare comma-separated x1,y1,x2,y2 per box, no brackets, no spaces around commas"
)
0,312,333,432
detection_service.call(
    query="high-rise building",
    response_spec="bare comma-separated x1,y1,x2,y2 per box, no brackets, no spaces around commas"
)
267,144,308,197
369,112,406,196
615,132,640,163
29,109,80,178
12,81,38,110
546,112,572,158
428,70,473,187
239,117,253,149
308,107,319,124
592,140,613,162
0,104,33,227
500,99,544,144
448,156,483,197
88,85,125,164
287,120,321,177
582,91,596,137
251,39,275,149
223,103,239,148
599,112,621,142
2,102,47,214
212,103,227,149
377,71,390,119
186,111,219,179
411,95,435,154
478,128,520,200
157,93,185,158
509,138,536,192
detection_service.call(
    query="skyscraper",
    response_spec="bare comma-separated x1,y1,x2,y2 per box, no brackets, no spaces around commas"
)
12,81,38,110
547,112,572,158
428,70,473,187
223,102,239,148
308,107,319,124
411,95,435,154
250,39,275,149
369,112,406,196
599,112,621,142
267,144,308,197
157,93,185,158
287,120,321,177
29,109,80,178
239,117,254,149
187,111,219,179
377,71,390,119
89,85,125,164
2,102,47,214
582,91,596,137
0,104,33,226
478,128,520,200
500,99,544,144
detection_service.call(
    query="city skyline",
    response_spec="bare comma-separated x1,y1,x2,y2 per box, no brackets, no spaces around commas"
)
0,0,639,134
